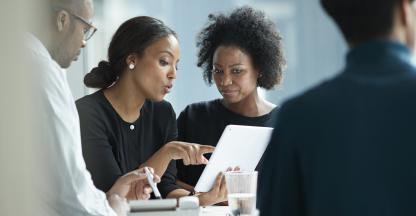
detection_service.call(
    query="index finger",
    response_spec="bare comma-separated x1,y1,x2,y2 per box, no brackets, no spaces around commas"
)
212,172,224,190
153,174,161,183
198,145,215,154
120,170,147,185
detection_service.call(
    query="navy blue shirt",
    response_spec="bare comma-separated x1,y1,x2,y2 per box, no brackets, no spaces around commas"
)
258,41,416,216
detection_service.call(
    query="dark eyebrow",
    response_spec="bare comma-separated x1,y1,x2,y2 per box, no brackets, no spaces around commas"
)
158,50,174,57
158,50,180,63
228,63,244,68
213,63,244,68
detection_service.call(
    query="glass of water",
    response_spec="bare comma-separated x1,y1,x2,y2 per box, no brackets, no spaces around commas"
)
224,171,258,216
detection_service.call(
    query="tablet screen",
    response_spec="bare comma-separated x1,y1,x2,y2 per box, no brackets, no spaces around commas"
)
194,125,273,192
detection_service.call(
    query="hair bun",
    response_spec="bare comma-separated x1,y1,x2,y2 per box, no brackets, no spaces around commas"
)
97,61,112,72
84,61,117,89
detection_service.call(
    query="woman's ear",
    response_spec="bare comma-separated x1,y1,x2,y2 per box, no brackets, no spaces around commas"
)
125,54,138,67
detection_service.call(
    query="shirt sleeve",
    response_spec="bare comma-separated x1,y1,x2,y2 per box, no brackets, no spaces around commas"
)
174,106,195,186
177,106,188,141
77,100,123,192
257,101,304,216
158,103,183,197
36,51,116,216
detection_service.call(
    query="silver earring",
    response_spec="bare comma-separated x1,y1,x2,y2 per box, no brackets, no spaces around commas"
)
129,64,135,70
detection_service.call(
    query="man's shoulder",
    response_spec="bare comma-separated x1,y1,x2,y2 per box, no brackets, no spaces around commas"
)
27,34,60,73
280,67,416,118
282,76,341,109
27,34,66,90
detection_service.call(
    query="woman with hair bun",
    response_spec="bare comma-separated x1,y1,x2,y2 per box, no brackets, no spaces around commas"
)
76,16,214,200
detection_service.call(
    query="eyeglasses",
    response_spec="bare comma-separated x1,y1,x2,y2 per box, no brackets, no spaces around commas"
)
67,11,97,41
53,7,98,41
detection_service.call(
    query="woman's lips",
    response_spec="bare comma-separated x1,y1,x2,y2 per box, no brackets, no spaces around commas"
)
220,90,238,96
163,85,173,94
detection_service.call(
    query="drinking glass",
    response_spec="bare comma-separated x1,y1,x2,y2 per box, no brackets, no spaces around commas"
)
224,171,258,216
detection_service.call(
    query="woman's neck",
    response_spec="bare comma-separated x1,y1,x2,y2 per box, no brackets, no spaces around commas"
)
103,76,145,123
221,90,275,117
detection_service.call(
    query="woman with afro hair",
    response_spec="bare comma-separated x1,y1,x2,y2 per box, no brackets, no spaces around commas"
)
161,6,286,206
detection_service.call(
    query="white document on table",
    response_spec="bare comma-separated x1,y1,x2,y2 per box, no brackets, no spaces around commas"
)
194,125,273,192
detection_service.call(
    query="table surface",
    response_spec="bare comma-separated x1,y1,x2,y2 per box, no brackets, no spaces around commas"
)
129,206,258,216
201,206,231,215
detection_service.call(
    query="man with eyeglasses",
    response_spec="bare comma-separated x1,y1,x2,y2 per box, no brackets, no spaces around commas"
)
28,0,158,215
47,0,97,68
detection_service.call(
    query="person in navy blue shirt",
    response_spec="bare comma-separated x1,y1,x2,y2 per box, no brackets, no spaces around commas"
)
258,0,416,215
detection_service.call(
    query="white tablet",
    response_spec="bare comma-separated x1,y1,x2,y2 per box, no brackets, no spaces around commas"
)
194,125,273,192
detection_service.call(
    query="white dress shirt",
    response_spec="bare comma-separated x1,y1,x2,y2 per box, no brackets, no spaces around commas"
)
28,34,116,216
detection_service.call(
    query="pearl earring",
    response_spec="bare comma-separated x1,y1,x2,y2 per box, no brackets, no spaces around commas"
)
129,64,135,70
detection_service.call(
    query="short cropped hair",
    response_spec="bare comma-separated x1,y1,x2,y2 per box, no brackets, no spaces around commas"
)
321,0,415,44
51,0,85,13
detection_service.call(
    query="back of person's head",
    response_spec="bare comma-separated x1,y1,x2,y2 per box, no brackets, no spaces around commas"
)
321,0,415,44
84,16,177,89
196,6,285,89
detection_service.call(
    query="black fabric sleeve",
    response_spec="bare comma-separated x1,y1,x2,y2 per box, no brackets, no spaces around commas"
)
177,106,189,141
76,101,122,192
175,106,189,182
158,103,183,197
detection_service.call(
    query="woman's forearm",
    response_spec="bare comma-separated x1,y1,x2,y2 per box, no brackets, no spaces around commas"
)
166,188,191,199
176,180,194,191
140,145,172,177
140,141,214,179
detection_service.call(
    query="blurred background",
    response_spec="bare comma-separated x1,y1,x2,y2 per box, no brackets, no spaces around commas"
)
0,1,41,215
68,0,347,113
0,0,346,215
